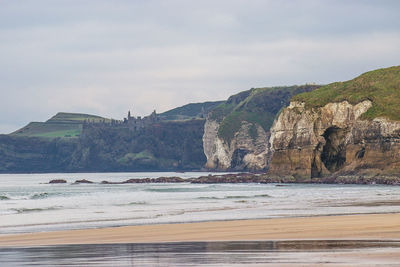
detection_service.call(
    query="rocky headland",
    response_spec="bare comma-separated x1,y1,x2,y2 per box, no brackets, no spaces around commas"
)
268,66,400,181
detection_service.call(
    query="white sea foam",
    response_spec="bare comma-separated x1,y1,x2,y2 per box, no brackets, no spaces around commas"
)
1,172,400,234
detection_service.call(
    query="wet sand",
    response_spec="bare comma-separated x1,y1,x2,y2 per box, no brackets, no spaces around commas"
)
1,213,400,247
1,240,400,266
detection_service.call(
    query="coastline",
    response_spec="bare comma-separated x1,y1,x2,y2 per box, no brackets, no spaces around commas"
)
1,213,400,247
49,172,400,185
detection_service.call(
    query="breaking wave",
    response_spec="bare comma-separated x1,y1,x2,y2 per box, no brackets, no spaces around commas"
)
197,194,271,200
146,187,210,193
115,201,147,206
30,192,60,199
11,206,62,214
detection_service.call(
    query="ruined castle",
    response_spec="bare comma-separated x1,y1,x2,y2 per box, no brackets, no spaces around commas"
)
83,110,159,131
123,110,159,130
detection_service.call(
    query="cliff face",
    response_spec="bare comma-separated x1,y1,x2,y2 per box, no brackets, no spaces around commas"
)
203,85,320,171
268,100,400,179
203,119,270,170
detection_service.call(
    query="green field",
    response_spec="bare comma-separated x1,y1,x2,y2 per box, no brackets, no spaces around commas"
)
11,112,111,138
293,66,400,121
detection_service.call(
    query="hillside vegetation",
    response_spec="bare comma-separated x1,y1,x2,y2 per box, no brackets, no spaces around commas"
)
209,85,321,143
79,120,205,171
159,101,223,121
293,66,400,120
11,112,110,138
0,120,206,173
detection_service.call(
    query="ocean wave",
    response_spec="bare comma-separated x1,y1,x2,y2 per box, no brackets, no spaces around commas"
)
145,187,209,193
197,197,221,200
197,194,271,200
115,201,147,206
30,192,60,199
225,195,249,199
11,206,61,214
254,194,272,198
0,195,10,200
168,206,238,216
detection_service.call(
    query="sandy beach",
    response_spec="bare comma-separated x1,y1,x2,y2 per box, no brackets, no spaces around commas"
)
1,213,400,247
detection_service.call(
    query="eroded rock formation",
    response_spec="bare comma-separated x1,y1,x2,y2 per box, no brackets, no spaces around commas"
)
202,85,320,171
203,119,270,170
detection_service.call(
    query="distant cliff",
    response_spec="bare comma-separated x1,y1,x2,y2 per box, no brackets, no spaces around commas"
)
0,120,206,173
268,66,400,180
0,101,220,173
203,85,320,171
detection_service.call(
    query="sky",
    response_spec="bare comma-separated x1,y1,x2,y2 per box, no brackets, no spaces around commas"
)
1,0,400,134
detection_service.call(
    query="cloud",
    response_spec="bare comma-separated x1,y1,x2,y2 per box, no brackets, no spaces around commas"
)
0,0,400,133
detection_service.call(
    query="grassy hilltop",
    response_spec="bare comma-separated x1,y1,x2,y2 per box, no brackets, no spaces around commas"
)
293,66,400,120
11,112,110,138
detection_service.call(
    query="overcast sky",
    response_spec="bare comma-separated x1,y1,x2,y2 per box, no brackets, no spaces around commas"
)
1,0,400,133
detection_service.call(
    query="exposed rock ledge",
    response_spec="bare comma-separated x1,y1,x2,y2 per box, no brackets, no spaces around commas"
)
268,100,400,180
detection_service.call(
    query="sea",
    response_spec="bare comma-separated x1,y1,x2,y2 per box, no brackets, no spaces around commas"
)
1,172,400,266
1,172,400,234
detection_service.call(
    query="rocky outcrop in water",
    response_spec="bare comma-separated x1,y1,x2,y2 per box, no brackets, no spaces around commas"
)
73,179,94,184
268,100,400,180
101,176,186,184
49,179,67,184
49,172,400,185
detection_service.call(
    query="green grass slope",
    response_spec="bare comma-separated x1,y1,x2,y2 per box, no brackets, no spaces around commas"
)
159,101,224,121
11,112,110,138
292,66,400,120
209,85,321,143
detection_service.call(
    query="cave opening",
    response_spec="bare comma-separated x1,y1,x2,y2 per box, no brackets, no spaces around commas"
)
321,127,347,172
231,148,248,169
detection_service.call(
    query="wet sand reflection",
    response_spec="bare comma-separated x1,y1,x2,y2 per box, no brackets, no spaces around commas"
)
1,240,400,266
